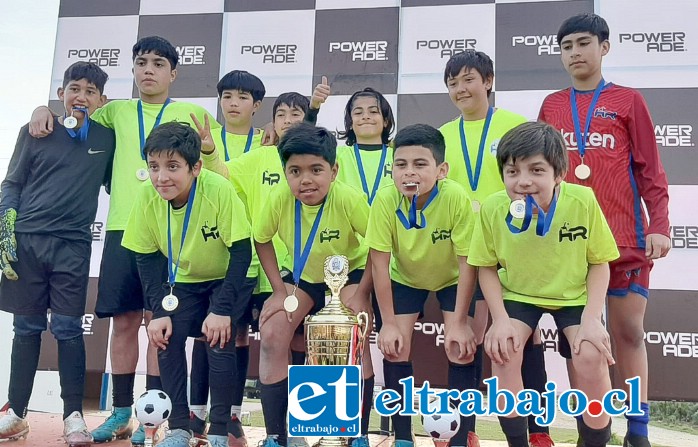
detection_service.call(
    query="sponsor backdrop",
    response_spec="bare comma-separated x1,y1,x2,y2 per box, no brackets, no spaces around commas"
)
42,0,698,404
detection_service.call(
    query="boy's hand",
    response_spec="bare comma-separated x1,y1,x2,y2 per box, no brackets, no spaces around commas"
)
573,317,615,366
147,316,172,350
202,313,232,348
645,233,670,260
190,113,215,154
29,106,55,138
378,322,404,360
310,76,330,109
261,122,276,146
484,318,520,365
0,209,18,280
259,291,291,328
445,323,477,361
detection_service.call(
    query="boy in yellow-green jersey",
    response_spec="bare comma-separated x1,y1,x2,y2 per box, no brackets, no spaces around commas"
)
365,124,477,447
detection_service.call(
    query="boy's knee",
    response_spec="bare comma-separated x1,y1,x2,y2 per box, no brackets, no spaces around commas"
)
573,344,608,376
611,322,645,348
50,313,84,340
13,314,47,337
112,311,143,335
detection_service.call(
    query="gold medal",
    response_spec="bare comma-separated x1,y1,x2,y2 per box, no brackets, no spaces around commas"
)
64,116,78,129
575,163,591,180
471,200,481,212
509,199,526,219
136,168,149,181
162,293,179,311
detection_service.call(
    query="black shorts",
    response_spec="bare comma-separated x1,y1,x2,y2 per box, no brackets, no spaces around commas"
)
235,276,260,328
166,281,223,338
249,292,272,333
0,233,90,317
504,300,584,333
96,231,145,318
391,281,476,317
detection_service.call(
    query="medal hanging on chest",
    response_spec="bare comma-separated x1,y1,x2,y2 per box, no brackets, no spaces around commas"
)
570,80,605,180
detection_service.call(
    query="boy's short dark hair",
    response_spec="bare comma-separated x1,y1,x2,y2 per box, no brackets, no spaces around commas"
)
273,92,310,118
496,122,569,179
278,122,336,167
217,70,266,102
443,50,494,96
393,124,446,165
132,36,179,69
337,88,395,146
62,61,109,95
144,122,200,170
557,13,610,46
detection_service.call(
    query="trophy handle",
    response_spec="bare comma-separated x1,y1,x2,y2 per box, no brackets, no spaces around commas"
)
356,311,369,341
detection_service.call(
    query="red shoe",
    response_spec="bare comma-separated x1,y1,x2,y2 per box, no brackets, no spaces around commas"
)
529,432,555,447
467,431,481,447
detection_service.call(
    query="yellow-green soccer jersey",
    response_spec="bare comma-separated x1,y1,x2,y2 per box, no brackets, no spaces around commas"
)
212,128,264,162
228,145,288,293
365,178,474,291
440,109,526,206
121,169,250,283
91,99,221,231
336,144,394,204
468,182,620,307
253,181,369,284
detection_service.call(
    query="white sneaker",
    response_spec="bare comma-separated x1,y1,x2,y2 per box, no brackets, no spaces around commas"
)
63,411,93,446
0,408,29,440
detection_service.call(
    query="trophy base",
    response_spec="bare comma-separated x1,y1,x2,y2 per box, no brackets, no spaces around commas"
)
316,437,349,447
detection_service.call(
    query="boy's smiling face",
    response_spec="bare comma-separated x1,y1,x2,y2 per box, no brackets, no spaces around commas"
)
446,67,492,117
148,150,201,207
58,78,106,124
350,96,386,144
502,153,562,210
392,145,448,202
284,154,337,206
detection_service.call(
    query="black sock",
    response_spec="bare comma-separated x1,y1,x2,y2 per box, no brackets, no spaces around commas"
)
232,346,250,407
58,336,86,419
112,373,136,408
522,341,549,435
578,419,611,447
498,416,528,447
291,350,306,366
9,334,42,418
261,378,288,446
361,375,375,435
145,374,162,391
447,361,477,446
383,360,413,442
473,344,484,390
190,339,210,406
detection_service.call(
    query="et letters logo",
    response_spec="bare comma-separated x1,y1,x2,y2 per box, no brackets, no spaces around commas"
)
288,365,361,437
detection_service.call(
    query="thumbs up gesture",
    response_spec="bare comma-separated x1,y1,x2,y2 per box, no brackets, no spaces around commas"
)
310,76,330,109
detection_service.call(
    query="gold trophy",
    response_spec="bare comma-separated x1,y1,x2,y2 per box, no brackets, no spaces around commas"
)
304,255,370,447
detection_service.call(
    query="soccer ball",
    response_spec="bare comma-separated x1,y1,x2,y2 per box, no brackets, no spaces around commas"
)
135,389,172,427
421,406,460,440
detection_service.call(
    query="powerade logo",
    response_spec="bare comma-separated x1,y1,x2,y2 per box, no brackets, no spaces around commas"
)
288,365,361,437
67,49,120,67
241,44,297,64
669,225,698,249
561,130,616,150
374,376,644,425
619,32,686,52
416,39,476,58
176,46,205,65
328,41,388,61
645,331,698,358
511,35,560,55
655,124,694,147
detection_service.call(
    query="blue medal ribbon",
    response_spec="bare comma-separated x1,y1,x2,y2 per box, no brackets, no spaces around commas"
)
293,199,326,284
570,79,606,162
221,126,254,162
506,189,559,236
396,183,439,230
167,179,197,289
138,98,171,160
64,107,90,142
459,106,493,191
354,144,387,205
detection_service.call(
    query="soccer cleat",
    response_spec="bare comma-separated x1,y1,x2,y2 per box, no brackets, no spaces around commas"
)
153,428,192,447
91,406,133,443
228,416,248,447
0,408,30,440
623,433,652,447
467,431,481,447
130,422,164,446
288,436,310,447
258,436,282,447
528,432,554,447
63,411,94,447
190,412,208,447
350,435,370,447
391,440,414,447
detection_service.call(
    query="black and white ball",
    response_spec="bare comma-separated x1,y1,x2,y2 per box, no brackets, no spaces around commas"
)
135,389,172,427
421,406,460,440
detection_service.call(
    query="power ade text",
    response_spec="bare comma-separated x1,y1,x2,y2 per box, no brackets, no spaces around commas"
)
416,39,476,58
241,44,297,63
655,124,694,147
328,41,388,61
512,35,560,55
67,49,119,67
618,32,686,52
670,226,698,249
176,46,205,65
645,331,698,358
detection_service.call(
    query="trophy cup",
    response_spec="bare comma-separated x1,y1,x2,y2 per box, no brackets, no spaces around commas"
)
304,255,370,447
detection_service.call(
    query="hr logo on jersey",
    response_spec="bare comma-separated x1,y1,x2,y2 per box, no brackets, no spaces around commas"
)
383,163,392,178
558,222,588,242
594,107,617,120
320,229,340,243
619,32,686,52
511,35,560,55
288,365,361,437
328,41,388,61
490,140,500,156
201,222,220,242
655,124,694,147
416,38,476,59
431,229,452,244
241,44,297,64
176,46,205,65
67,48,120,67
262,171,281,186
561,130,616,151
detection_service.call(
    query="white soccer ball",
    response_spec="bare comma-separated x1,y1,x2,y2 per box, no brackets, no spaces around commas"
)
421,406,460,440
135,389,172,427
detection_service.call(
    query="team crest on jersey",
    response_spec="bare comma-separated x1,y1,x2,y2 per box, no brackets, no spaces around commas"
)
490,139,500,156
320,228,341,243
593,107,617,120
201,221,220,242
262,170,281,186
383,162,393,177
431,228,452,244
558,222,588,242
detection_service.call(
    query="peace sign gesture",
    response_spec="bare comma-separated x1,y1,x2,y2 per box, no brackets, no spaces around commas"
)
190,113,216,154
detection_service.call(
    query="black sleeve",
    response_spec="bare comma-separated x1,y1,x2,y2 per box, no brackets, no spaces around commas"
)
304,107,319,126
210,238,252,322
135,251,169,318
0,126,33,213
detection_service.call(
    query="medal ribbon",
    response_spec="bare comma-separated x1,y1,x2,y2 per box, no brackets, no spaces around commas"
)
293,199,326,285
138,98,171,160
459,106,493,191
167,179,197,289
354,144,387,205
396,183,439,230
506,190,559,236
64,107,90,142
221,126,254,162
570,79,605,162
